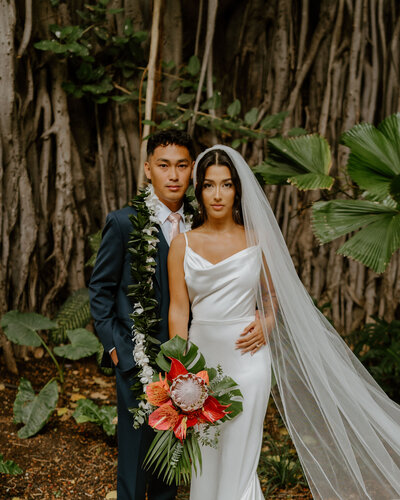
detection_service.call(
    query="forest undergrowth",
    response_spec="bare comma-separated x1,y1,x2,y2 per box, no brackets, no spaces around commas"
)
1,356,311,499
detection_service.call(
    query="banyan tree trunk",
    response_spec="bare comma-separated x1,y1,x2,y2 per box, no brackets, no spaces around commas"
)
1,0,399,369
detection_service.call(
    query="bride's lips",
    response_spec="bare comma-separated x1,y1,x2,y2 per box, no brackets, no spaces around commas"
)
211,204,224,210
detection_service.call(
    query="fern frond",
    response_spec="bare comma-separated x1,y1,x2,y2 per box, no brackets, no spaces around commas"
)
51,288,91,344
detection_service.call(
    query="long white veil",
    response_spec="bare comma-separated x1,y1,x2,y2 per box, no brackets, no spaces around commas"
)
193,145,400,499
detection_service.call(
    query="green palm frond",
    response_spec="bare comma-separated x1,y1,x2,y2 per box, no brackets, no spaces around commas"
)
312,200,400,273
378,113,400,161
309,113,400,273
312,199,399,243
254,134,334,190
289,172,335,190
253,160,299,185
52,288,91,344
337,214,400,273
341,112,400,201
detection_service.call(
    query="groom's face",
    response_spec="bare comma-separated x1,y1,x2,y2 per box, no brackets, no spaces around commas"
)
144,144,193,210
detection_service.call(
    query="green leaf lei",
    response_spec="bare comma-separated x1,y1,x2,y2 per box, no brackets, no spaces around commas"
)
128,185,195,428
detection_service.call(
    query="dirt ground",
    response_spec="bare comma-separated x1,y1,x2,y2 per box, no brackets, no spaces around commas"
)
0,356,311,499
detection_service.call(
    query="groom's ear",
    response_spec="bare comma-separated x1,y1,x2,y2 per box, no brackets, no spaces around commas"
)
144,161,151,180
190,161,195,179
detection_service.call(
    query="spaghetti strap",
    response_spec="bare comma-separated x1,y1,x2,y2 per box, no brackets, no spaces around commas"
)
183,231,188,247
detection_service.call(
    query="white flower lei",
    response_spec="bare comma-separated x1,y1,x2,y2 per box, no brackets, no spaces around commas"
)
130,185,194,427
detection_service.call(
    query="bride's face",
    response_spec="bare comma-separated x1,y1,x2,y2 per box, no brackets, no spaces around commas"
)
202,165,236,220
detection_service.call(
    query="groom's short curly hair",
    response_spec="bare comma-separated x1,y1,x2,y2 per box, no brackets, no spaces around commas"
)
146,129,195,160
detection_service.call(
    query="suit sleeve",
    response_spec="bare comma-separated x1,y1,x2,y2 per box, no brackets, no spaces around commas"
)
89,213,125,353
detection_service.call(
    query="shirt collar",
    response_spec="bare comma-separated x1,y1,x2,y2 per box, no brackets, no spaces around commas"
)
155,197,185,225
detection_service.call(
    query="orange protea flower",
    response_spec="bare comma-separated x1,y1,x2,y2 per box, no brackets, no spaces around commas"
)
148,400,180,431
170,372,208,412
147,357,231,441
146,373,170,406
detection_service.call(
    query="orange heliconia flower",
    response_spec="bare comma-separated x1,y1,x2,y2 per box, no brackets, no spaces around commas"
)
148,400,180,430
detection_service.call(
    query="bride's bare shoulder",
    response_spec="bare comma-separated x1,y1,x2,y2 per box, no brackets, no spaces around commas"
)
169,233,186,256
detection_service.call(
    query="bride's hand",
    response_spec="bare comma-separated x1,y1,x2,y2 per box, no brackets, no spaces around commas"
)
235,313,266,355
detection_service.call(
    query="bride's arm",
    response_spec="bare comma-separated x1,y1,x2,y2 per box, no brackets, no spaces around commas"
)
236,253,278,354
168,234,190,340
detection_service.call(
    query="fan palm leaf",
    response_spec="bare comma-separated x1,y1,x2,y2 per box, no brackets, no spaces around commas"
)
338,215,400,273
341,112,400,201
310,113,400,273
312,200,400,273
254,134,334,190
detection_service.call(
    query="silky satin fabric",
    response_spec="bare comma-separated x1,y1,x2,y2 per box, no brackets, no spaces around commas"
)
184,237,271,500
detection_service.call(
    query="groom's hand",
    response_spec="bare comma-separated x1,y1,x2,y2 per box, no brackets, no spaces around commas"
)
110,349,119,366
235,313,266,355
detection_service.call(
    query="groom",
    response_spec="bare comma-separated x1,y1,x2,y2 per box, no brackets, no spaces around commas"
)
89,129,195,500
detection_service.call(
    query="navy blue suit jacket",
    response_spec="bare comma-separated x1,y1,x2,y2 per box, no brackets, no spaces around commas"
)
89,206,171,373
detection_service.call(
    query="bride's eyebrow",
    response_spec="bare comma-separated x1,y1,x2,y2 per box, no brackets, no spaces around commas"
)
203,177,232,182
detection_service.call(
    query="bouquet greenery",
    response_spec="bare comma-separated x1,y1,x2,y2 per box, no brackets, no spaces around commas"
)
143,335,243,485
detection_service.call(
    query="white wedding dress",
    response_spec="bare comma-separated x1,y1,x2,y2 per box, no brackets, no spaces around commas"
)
183,233,271,500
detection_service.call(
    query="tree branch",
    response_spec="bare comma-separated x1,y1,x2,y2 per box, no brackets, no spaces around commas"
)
189,0,218,135
17,0,32,58
137,0,162,190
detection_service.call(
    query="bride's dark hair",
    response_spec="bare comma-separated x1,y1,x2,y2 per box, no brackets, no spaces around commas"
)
192,149,243,229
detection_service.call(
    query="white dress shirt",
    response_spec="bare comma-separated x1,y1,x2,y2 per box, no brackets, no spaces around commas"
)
156,199,186,246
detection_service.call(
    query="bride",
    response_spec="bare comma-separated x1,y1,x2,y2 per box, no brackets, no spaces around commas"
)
168,145,400,500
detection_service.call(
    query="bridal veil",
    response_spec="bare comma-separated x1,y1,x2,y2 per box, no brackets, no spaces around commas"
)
193,145,400,500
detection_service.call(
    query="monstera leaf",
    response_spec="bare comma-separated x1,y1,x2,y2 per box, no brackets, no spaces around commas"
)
13,378,59,438
254,134,334,190
155,335,206,373
53,328,101,360
1,311,57,347
312,113,400,273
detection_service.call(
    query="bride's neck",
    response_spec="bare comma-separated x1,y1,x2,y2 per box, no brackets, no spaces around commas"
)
202,216,236,233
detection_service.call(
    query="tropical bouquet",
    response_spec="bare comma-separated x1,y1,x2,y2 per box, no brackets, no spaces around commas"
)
142,335,243,485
